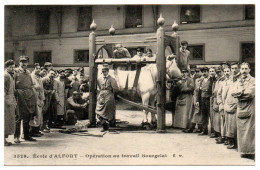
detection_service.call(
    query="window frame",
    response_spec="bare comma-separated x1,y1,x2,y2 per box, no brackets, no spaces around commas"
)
240,42,255,62
179,5,201,24
77,6,93,32
33,51,52,66
124,5,144,28
74,49,90,64
187,44,205,61
244,5,255,20
35,10,50,35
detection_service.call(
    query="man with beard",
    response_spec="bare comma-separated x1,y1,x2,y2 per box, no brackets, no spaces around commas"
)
195,67,214,135
30,63,45,137
4,60,17,146
217,66,232,145
42,70,59,132
53,70,66,126
231,62,255,159
14,56,37,142
212,67,226,143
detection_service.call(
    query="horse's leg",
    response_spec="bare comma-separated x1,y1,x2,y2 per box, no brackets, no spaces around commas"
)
141,92,149,125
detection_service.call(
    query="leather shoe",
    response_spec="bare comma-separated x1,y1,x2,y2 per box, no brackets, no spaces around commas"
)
216,137,224,144
14,138,21,144
227,144,236,149
198,131,208,135
224,140,229,145
210,133,217,138
4,141,12,146
31,133,42,137
184,129,194,133
24,137,37,142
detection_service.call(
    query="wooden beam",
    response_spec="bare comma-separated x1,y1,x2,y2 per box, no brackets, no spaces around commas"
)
95,58,156,64
117,95,157,114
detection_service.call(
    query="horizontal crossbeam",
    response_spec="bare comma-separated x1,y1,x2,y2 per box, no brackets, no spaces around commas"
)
95,58,156,64
117,95,157,114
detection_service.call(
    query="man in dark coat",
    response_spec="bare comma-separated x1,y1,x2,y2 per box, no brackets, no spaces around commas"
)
14,56,37,142
4,60,17,146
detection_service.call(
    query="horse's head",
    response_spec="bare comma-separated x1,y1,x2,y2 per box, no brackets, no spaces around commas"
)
166,54,182,79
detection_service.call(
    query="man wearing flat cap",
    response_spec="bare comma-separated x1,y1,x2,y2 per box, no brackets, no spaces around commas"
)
4,60,17,146
113,44,131,58
132,47,144,59
195,66,215,135
14,56,37,142
96,64,119,132
177,41,190,71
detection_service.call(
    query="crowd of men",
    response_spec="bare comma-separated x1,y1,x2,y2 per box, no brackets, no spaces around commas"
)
4,41,255,160
168,41,255,160
4,57,89,145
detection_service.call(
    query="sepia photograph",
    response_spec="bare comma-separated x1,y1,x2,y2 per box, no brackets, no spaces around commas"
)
2,1,256,166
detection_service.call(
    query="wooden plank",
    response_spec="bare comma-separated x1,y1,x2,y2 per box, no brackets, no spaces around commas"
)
117,95,157,114
95,58,156,64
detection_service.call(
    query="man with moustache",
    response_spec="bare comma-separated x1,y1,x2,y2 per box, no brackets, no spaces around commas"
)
232,62,255,159
195,67,214,135
30,63,45,137
4,60,17,146
217,66,232,145
185,68,203,133
222,62,241,149
42,70,59,131
177,41,190,71
212,67,226,142
14,56,37,142
53,70,66,126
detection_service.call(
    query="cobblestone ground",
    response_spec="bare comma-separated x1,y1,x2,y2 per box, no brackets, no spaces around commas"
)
5,104,254,165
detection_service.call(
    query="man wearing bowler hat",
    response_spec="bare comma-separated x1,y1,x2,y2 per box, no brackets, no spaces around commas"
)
14,56,37,142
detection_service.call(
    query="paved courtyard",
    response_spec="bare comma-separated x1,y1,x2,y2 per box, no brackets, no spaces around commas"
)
4,104,254,165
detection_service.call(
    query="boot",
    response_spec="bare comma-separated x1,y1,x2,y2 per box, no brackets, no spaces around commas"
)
101,122,109,132
216,137,225,144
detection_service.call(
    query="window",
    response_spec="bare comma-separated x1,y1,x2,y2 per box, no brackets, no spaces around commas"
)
245,5,255,20
125,5,143,28
180,5,200,24
36,10,50,35
241,42,255,76
74,50,89,63
188,45,204,60
78,6,92,31
5,52,14,61
34,51,52,66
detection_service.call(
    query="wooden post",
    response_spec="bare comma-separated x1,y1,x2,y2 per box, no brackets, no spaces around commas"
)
156,14,166,132
88,20,97,126
172,20,180,61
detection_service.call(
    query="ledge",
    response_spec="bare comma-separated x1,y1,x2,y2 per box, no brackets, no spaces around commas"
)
5,20,254,42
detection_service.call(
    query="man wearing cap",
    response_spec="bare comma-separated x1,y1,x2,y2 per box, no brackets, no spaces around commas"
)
44,62,53,72
185,67,203,133
173,69,194,130
66,91,88,125
231,62,255,159
42,70,59,131
176,41,190,71
4,60,17,146
96,65,119,132
222,62,241,149
113,44,131,58
195,67,214,135
30,63,45,137
14,56,37,142
212,66,226,142
53,70,66,126
132,47,145,60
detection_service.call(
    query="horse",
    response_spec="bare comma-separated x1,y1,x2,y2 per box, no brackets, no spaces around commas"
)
97,57,181,128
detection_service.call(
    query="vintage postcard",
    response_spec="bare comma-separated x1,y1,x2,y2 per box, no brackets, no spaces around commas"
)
3,2,255,166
